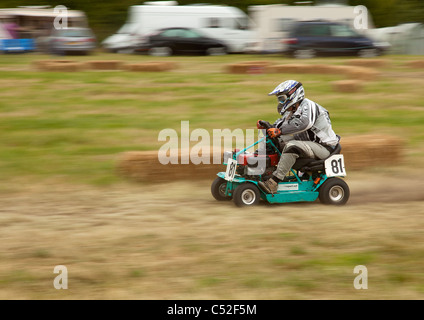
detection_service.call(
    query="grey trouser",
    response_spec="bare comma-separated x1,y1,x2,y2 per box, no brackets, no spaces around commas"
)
273,140,330,180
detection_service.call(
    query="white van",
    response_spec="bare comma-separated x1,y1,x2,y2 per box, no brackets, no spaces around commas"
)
249,4,375,53
102,1,255,53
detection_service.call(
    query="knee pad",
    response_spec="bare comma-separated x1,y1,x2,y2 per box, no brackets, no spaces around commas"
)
283,145,306,158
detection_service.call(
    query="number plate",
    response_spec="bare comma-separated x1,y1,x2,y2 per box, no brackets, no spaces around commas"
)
325,154,346,177
224,158,237,181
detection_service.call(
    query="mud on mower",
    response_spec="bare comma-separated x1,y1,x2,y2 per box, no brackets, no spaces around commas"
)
211,121,350,207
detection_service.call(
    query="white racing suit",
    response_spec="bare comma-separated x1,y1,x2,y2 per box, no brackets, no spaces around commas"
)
272,98,339,181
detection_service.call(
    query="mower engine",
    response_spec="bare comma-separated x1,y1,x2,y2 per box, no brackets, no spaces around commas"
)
223,150,279,181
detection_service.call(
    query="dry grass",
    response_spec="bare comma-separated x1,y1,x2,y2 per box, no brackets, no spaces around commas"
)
0,170,423,300
332,80,363,93
125,62,178,72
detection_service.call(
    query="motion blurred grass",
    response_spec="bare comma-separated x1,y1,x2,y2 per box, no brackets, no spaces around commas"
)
0,52,423,186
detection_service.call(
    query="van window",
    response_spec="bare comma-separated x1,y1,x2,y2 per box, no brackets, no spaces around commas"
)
205,17,220,28
235,17,248,30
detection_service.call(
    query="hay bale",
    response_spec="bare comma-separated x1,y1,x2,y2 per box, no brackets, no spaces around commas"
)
116,135,403,183
116,150,222,183
125,62,177,72
271,64,310,74
346,59,388,68
332,80,363,93
341,135,403,170
226,61,271,74
33,60,54,70
271,64,355,75
86,60,123,70
405,60,424,68
42,60,86,72
343,66,380,80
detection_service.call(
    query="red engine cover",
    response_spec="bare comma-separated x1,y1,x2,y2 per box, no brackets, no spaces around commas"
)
237,153,279,166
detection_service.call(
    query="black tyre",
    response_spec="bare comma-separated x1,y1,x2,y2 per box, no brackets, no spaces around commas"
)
319,178,350,205
233,183,261,207
211,177,232,201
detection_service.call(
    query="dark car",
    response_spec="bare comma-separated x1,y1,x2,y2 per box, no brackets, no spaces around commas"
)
135,27,227,56
283,20,389,58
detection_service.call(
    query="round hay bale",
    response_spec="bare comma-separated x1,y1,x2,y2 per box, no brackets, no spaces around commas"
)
405,60,424,68
126,62,177,72
87,60,123,70
332,80,363,93
346,59,388,68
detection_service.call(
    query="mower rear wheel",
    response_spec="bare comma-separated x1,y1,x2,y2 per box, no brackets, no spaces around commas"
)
233,183,261,207
319,178,350,205
211,177,232,201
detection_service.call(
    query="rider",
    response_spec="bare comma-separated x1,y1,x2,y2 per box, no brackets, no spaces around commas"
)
258,80,340,194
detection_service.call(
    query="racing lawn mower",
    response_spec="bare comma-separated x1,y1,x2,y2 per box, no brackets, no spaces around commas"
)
211,121,350,207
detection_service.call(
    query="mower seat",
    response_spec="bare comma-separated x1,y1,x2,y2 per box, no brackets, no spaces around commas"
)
292,143,342,172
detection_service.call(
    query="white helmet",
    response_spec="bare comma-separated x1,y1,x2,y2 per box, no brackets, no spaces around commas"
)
268,80,305,115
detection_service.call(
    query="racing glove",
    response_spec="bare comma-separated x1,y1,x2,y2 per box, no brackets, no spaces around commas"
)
257,120,271,129
267,128,281,138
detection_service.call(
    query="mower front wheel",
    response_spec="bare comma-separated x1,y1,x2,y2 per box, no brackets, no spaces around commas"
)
211,177,232,201
233,183,261,207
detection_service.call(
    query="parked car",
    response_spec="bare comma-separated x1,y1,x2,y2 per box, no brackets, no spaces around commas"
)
134,27,227,56
47,27,96,55
282,20,389,58
102,3,253,54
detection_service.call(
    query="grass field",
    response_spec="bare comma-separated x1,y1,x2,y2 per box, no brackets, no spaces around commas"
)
0,52,423,299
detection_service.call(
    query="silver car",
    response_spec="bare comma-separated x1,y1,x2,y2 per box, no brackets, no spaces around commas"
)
48,27,96,55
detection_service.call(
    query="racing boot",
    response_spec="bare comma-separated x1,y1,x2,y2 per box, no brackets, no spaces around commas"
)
258,177,278,194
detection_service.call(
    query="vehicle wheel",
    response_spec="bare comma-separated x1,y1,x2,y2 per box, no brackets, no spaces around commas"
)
211,177,232,201
233,183,261,207
358,48,378,58
293,49,316,59
318,178,350,205
206,46,227,56
117,48,135,54
149,46,172,56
